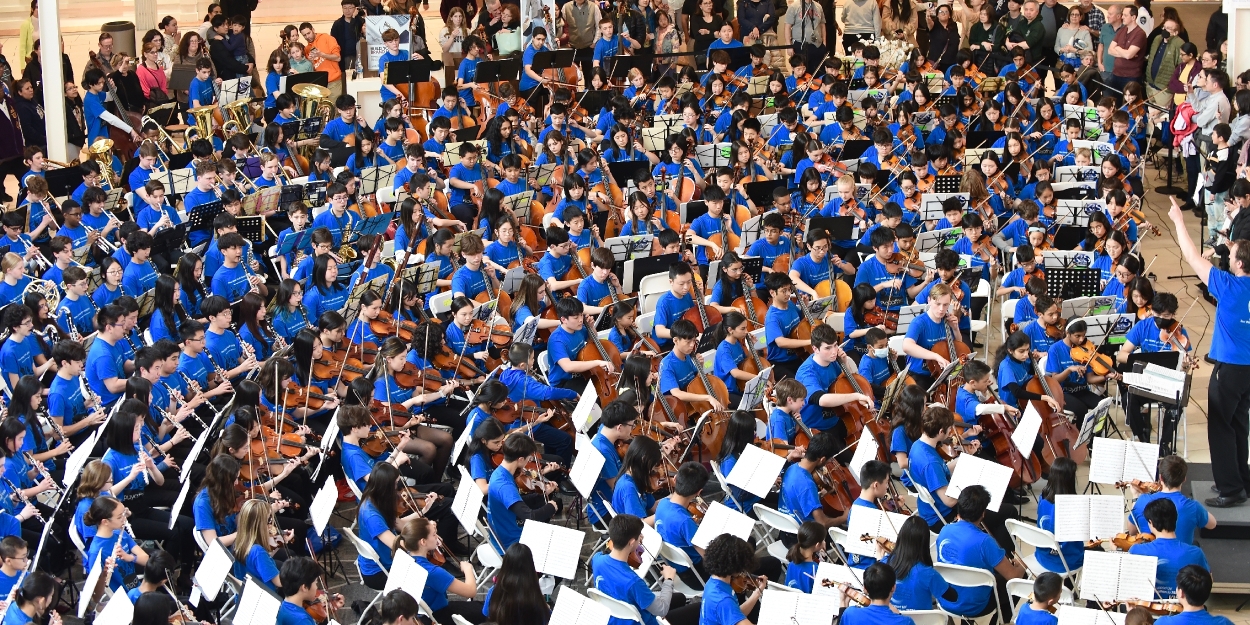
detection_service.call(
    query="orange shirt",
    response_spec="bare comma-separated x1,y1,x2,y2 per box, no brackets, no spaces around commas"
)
307,32,342,82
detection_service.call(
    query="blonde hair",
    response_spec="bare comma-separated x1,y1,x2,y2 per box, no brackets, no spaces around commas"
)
1,253,24,274
234,499,274,562
77,460,114,499
928,282,954,300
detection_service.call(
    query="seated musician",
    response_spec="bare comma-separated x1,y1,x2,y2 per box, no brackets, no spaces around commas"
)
953,359,1006,455
914,250,972,345
779,429,846,527
857,224,928,312
176,321,230,400
120,231,158,298
447,233,494,301
390,148,437,199
1126,455,1216,546
82,496,149,593
586,398,639,525
1117,292,1195,444
1131,498,1210,596
858,328,894,399
310,184,360,251
444,143,486,225
996,246,1044,300
1105,189,1140,245
498,343,576,460
646,261,696,351
712,311,759,405
560,206,604,251
789,228,855,299
576,247,621,310
85,304,135,409
201,296,258,384
321,93,365,150
757,272,807,381
127,144,161,205
951,213,996,282
591,515,698,625
70,161,108,205
48,341,104,448
659,319,727,416
1101,254,1141,313
844,460,896,570
485,433,560,551
1014,572,1062,625
533,227,582,294
784,521,828,593
1017,295,1063,356
209,233,263,303
546,296,614,393
1045,319,1118,424
838,563,916,625
16,178,55,250
900,281,962,390
934,485,1025,616
795,321,873,430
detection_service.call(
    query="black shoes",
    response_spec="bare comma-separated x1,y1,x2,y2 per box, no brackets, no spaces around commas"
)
1205,493,1248,508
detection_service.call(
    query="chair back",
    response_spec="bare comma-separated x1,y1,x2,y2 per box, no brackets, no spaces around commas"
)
587,588,645,623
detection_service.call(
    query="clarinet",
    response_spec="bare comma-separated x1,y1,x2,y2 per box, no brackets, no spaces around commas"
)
0,476,41,521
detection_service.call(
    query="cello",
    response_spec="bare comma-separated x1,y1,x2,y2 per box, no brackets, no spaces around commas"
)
1026,356,1088,465
689,353,732,459
577,325,623,405
680,273,723,335
829,351,880,453
730,276,768,329
925,322,972,409
978,389,1043,487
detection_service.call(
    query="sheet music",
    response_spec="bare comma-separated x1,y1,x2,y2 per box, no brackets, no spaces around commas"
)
450,470,484,535
842,507,911,558
310,477,338,536
690,501,756,549
181,410,216,482
758,588,839,624
519,521,583,579
946,453,1014,509
1057,605,1127,625
813,562,863,606
63,431,96,489
548,588,611,625
383,551,430,600
194,539,235,602
725,444,787,499
570,433,606,499
168,477,193,530
78,556,103,617
1087,438,1158,485
1054,495,1126,542
1080,551,1158,602
848,426,880,481
637,523,662,578
237,576,282,625
571,380,602,433
95,585,134,625
1011,403,1044,459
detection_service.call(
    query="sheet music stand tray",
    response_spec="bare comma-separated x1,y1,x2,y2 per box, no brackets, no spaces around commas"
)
343,276,389,322
242,186,281,217
187,200,225,233
1045,268,1101,299
359,165,396,195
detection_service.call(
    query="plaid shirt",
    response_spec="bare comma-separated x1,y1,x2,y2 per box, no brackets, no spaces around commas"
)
1080,4,1105,31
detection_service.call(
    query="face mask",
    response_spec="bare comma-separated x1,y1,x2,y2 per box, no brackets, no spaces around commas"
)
1154,317,1173,330
873,347,890,359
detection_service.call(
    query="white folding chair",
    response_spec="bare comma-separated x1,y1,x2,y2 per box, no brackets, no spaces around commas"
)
900,609,950,625
906,470,946,528
753,503,800,561
588,588,645,623
538,350,552,377
709,460,744,515
933,563,1002,625
829,526,850,553
143,328,154,345
636,312,656,339
638,274,670,315
1005,519,1081,582
768,581,799,592
68,521,87,557
999,298,1019,339
193,528,210,554
657,542,704,598
341,528,386,614
345,476,364,502
473,533,504,592
1005,578,1075,623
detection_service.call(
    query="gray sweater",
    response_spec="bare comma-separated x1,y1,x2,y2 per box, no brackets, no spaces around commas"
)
842,0,882,35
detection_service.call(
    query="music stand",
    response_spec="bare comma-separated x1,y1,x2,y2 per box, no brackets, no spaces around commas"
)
622,253,679,293
603,235,653,262
834,140,871,162
411,262,440,297
1052,225,1086,250
965,131,1005,149
354,214,393,240
235,216,267,244
275,229,311,258
806,216,855,243
607,160,650,187
503,191,534,225
343,275,389,321
609,55,649,81
475,59,521,83
920,193,967,221
1044,268,1101,298
45,168,84,199
576,89,612,117
744,179,787,208
915,227,960,253
530,50,576,75
359,165,396,195
187,200,225,233
283,71,330,97
153,225,188,258
934,175,961,194
682,200,708,224
242,186,281,217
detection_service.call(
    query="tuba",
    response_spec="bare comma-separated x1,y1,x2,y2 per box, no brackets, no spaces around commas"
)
88,139,119,187
222,99,253,135
187,104,216,146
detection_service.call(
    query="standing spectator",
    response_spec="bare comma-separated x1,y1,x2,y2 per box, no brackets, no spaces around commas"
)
689,0,725,56
136,43,170,103
1108,5,1147,94
1037,0,1068,73
142,31,173,80
1002,0,1044,66
1076,0,1104,57
952,0,981,49
12,80,43,151
1146,7,1187,59
1168,42,1200,106
737,0,776,46
881,0,922,46
199,4,223,44
17,1,36,76
842,0,881,52
785,0,827,71
1207,9,1227,56
1185,68,1231,210
439,8,469,56
1145,18,1184,105
64,81,85,156
619,0,652,52
209,16,252,81
0,41,15,95
926,5,961,70
1097,1,1120,94
562,0,602,82
220,0,259,37
301,22,344,100
330,1,364,81
1055,8,1089,71
0,87,23,204
359,0,387,16
1134,0,1154,36
159,17,180,60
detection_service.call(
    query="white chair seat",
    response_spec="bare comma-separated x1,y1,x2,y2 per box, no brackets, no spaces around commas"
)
588,588,645,623
657,542,703,599
901,609,949,625
636,312,656,339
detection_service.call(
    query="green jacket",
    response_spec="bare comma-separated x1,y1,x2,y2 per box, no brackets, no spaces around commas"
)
1001,16,1045,65
1146,34,1184,90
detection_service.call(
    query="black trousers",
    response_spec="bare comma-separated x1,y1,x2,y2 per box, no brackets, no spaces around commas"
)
770,358,802,382
1209,362,1250,497
123,486,196,567
1060,387,1102,426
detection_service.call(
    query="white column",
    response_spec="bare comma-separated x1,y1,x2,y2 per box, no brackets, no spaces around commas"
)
1228,0,1250,77
135,0,158,37
38,0,67,162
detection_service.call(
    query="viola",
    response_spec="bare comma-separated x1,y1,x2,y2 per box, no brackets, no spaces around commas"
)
1116,479,1162,494
279,382,334,410
312,356,369,382
1120,600,1183,616
1088,531,1155,551
370,310,422,342
863,309,900,333
360,429,409,457
431,346,486,379
756,438,797,458
389,363,445,393
685,497,710,522
465,318,513,347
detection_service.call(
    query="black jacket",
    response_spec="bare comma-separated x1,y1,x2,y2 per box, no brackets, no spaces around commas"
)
209,36,251,80
12,96,42,148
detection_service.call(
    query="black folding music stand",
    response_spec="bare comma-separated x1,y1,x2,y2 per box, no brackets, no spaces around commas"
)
153,225,188,258
683,200,708,224
474,59,521,83
744,179,787,208
1052,225,1085,250
608,161,650,187
623,253,679,292
382,60,433,90
45,168,84,199
724,48,752,73
608,55,649,81
187,200,225,233
304,181,328,205
277,185,305,212
934,175,961,194
806,216,855,242
283,71,330,97
834,139,871,161
965,131,1005,149
577,90,612,116
1045,267,1101,299
531,50,576,74
236,216,267,243
740,256,763,283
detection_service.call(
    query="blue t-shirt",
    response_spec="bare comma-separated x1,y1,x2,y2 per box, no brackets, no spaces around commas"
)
1131,491,1210,545
1016,601,1060,625
547,325,588,388
891,561,950,611
936,520,1006,615
779,463,820,524
1036,497,1085,573
591,551,658,625
86,338,127,405
356,500,395,576
85,530,137,590
904,312,953,375
589,433,624,524
909,440,952,525
658,351,699,396
796,356,841,430
1129,537,1209,595
612,473,653,519
652,291,693,351
700,578,746,625
277,601,318,625
1156,609,1236,625
765,304,803,364
654,498,700,570
193,488,238,538
842,604,917,625
486,465,524,551
0,334,39,381
234,543,281,592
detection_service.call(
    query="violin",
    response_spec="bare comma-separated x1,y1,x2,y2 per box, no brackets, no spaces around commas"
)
1116,479,1162,494
279,382,334,410
1069,339,1117,377
864,309,900,333
820,580,871,606
1120,600,1183,616
859,533,895,554
685,496,710,522
465,317,513,347
361,430,410,457
730,573,766,594
370,310,422,342
1087,532,1155,551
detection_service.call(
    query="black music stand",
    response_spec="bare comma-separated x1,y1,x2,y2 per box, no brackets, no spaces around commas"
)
187,200,225,233
283,71,330,97
623,253,680,292
475,59,521,83
740,256,763,283
530,50,576,75
744,179,788,208
383,59,433,90
684,200,708,223
304,181,328,205
1045,267,1101,299
1052,225,1085,250
807,216,855,242
153,225,188,258
608,160,650,187
934,175,961,194
834,139,871,161
577,90,612,116
724,48,752,73
236,216,267,243
609,55,650,81
45,168,84,199
966,131,1005,149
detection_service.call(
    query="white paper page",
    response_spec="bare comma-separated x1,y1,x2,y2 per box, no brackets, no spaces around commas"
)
1057,605,1127,625
1080,551,1159,602
1087,438,1128,485
1088,496,1127,541
1121,440,1159,484
637,523,662,579
1054,495,1092,542
194,539,235,602
726,444,788,499
570,435,606,499
321,417,340,452
758,588,838,625
180,413,215,482
548,588,611,625
95,586,134,625
168,478,194,530
572,380,602,433
690,501,756,549
946,453,1014,509
238,576,282,625
450,470,485,535
520,521,584,579
449,422,473,472
812,561,863,597
78,556,103,618
842,507,910,558
63,431,96,489
848,426,880,482
310,477,338,536
384,551,430,601
1012,403,1044,459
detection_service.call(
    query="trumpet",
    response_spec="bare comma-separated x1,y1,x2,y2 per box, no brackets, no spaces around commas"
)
84,224,119,254
141,120,181,156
